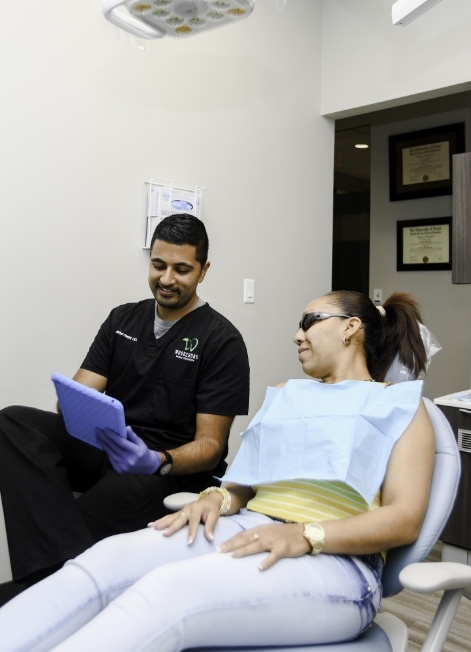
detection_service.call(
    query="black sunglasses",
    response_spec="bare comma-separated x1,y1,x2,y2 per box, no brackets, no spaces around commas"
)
299,311,352,332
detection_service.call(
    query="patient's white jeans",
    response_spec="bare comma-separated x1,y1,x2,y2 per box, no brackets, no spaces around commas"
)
0,511,382,652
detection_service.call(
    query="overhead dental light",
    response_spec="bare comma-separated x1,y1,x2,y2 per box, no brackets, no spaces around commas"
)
392,0,443,26
103,0,255,40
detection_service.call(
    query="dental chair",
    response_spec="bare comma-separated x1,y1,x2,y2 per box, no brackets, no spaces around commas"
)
0,399,463,649
162,398,462,652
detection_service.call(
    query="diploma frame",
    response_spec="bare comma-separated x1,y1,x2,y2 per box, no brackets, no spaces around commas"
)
389,123,465,201
396,217,452,271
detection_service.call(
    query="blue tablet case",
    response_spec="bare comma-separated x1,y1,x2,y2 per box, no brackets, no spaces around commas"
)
51,373,127,449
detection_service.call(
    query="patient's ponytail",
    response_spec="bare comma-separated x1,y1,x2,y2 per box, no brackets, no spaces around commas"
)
378,292,427,382
324,290,427,382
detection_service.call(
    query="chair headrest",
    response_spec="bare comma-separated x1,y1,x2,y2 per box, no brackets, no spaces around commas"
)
384,324,442,384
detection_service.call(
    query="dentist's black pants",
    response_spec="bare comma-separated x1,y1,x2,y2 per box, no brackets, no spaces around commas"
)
0,405,211,582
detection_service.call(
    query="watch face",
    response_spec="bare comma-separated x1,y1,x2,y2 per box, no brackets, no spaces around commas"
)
157,451,173,476
303,523,325,555
159,462,172,476
306,523,324,543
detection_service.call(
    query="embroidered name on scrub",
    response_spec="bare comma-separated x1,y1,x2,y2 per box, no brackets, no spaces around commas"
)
115,330,137,342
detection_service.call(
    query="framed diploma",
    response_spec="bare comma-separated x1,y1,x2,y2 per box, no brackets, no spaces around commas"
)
397,217,452,271
389,123,465,201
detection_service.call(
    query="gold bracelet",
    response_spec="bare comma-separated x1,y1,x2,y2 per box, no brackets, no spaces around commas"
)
197,486,232,515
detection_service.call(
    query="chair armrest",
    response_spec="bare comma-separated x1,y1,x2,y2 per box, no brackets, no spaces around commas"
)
163,492,198,511
399,561,471,652
400,561,471,598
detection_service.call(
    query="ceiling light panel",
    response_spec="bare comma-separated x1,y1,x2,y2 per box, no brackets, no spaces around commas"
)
123,0,255,38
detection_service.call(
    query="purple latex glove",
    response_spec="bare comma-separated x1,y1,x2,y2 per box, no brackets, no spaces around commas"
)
96,426,160,475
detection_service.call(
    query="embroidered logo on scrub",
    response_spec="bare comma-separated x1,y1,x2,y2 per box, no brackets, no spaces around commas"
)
175,338,199,362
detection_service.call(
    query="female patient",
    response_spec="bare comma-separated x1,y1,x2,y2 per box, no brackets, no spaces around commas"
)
0,290,435,652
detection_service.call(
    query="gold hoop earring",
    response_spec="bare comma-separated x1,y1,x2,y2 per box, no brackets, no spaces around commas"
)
343,336,350,346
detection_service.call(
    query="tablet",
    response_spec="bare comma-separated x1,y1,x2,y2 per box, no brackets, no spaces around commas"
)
51,373,127,449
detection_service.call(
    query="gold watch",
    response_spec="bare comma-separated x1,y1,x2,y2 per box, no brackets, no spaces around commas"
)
303,522,325,555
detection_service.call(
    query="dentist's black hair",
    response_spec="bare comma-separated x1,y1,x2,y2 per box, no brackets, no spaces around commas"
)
150,213,209,267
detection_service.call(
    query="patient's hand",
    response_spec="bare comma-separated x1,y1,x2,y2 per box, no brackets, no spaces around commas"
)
149,493,223,545
218,523,310,571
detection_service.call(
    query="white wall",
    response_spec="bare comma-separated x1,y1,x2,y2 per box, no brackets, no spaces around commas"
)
0,1,334,456
321,0,471,118
4,0,468,453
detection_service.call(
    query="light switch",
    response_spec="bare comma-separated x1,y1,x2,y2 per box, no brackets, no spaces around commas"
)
244,279,255,304
373,289,382,304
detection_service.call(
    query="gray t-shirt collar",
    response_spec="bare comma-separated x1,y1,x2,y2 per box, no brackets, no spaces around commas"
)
153,297,205,339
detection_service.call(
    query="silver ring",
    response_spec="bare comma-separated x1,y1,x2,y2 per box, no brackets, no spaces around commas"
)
253,533,259,542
